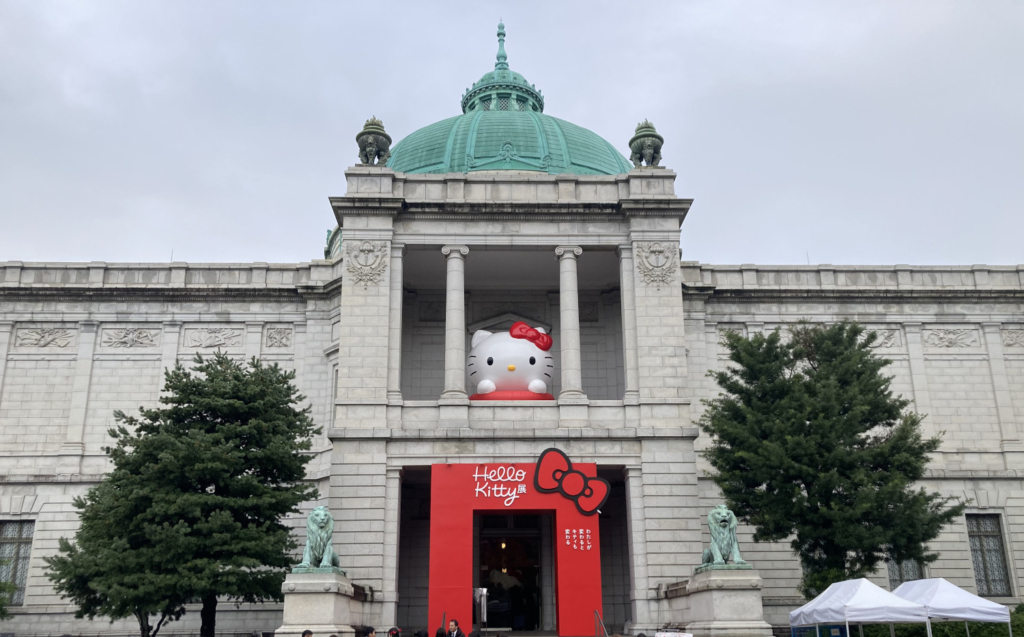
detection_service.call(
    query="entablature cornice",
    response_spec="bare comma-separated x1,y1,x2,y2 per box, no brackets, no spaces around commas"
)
0,287,312,304
693,286,1024,305
329,197,692,224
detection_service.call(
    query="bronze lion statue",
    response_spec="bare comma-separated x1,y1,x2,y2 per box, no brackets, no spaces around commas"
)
701,504,747,566
297,506,341,569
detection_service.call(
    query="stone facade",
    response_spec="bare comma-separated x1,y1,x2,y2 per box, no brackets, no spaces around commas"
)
1,166,1023,635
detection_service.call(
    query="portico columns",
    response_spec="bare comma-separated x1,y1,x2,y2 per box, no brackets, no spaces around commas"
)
617,245,641,405
386,243,405,405
556,246,587,402
439,245,470,404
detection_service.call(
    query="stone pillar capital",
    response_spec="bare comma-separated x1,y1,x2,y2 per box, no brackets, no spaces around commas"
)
616,244,633,258
555,245,582,259
441,245,469,258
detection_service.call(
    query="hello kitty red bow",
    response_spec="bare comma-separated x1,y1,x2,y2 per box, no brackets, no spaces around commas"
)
534,448,610,516
510,321,552,351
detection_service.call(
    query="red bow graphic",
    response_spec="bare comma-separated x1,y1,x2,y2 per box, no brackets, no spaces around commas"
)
510,321,552,351
534,448,610,516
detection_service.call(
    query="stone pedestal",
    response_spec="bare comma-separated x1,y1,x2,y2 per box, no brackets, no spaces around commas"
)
667,567,773,637
276,569,363,637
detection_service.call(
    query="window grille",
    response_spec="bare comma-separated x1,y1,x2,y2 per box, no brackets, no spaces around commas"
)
0,520,34,606
480,98,491,111
515,99,526,111
886,559,922,589
497,97,510,111
967,514,1011,596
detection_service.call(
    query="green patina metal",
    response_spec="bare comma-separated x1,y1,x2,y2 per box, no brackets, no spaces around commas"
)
386,22,632,176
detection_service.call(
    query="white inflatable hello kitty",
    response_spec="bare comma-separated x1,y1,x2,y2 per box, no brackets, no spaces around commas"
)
468,321,555,400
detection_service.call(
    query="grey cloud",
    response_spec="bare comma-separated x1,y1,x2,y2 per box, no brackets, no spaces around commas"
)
0,0,1021,265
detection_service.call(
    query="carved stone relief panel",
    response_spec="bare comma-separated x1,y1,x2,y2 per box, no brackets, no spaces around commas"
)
265,327,293,349
14,326,77,349
344,240,389,286
183,327,244,349
635,242,678,286
922,327,981,349
101,327,160,348
866,328,903,350
1002,329,1024,348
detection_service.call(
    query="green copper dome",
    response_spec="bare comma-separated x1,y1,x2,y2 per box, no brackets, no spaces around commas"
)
386,23,632,176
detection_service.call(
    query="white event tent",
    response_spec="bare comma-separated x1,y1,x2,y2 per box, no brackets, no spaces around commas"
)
893,578,1012,636
790,579,933,637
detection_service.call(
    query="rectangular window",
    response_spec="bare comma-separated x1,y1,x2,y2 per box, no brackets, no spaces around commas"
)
887,559,922,589
0,520,35,606
967,514,1011,596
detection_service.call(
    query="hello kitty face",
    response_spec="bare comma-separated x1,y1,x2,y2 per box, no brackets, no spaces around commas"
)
468,322,555,398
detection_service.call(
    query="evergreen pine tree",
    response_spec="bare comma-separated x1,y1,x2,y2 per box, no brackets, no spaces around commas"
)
700,321,964,597
0,572,15,620
47,352,319,636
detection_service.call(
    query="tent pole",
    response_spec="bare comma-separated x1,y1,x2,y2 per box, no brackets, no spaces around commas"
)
926,618,933,637
966,622,970,637
847,620,851,637
817,625,821,637
860,625,865,637
890,624,896,637
1008,619,1013,637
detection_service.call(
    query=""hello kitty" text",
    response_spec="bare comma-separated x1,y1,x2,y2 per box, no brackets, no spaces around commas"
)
473,465,528,506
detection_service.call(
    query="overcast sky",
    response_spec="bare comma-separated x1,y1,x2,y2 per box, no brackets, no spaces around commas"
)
1,1,1021,266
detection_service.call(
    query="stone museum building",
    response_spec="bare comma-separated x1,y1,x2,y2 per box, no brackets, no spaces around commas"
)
2,23,1024,637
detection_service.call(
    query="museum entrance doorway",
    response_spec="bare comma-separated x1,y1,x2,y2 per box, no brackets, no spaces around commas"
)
475,514,551,632
428,453,606,636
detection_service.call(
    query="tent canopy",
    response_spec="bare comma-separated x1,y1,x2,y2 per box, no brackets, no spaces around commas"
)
893,578,1011,623
790,579,930,625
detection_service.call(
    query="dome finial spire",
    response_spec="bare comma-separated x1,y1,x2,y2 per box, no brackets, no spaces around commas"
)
495,21,509,71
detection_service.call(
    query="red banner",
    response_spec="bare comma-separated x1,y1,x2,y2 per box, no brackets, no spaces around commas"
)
428,457,604,636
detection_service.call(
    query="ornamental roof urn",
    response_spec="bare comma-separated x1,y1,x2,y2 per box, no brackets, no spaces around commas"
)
628,119,664,168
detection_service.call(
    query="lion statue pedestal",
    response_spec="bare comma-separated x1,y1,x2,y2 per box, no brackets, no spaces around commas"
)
664,505,772,637
276,507,362,637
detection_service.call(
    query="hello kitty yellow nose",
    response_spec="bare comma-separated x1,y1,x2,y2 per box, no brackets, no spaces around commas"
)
507,364,516,371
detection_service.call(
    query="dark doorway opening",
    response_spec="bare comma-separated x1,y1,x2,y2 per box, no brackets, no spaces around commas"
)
474,514,553,633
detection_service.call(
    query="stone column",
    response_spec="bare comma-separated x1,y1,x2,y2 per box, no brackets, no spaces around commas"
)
439,245,470,404
982,323,1024,455
387,243,405,405
59,320,98,474
380,467,403,626
617,245,640,405
624,466,656,633
556,246,586,403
